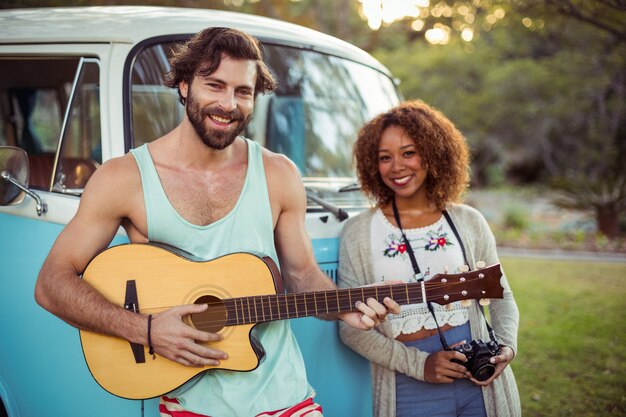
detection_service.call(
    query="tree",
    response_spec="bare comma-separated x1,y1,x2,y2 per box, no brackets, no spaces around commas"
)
518,0,626,237
520,0,626,42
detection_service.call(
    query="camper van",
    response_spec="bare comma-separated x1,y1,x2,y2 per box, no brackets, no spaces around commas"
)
0,6,400,417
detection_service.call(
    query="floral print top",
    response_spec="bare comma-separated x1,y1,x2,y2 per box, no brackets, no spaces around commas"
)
370,208,470,338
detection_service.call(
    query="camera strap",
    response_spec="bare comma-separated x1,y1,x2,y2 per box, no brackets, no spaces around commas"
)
391,198,497,350
441,210,498,344
391,198,450,350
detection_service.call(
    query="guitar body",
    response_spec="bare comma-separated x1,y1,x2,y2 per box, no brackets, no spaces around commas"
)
80,244,279,399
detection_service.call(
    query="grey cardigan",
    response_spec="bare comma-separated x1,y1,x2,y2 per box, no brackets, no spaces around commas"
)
338,204,521,417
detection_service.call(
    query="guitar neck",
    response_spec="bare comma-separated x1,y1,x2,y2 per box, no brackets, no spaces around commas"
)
217,263,502,327
224,283,421,326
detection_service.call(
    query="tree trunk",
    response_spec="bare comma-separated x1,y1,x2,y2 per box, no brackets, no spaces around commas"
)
596,202,620,237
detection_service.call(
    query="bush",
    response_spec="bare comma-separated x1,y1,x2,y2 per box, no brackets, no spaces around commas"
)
503,206,530,231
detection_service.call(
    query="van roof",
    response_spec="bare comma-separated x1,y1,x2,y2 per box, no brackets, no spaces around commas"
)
0,6,388,74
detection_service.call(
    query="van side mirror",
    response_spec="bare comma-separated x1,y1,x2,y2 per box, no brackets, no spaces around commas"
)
0,146,47,215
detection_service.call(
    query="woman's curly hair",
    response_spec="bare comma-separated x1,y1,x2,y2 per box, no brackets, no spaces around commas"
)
354,100,470,210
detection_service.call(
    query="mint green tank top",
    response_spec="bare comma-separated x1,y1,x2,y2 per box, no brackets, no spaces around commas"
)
130,139,311,416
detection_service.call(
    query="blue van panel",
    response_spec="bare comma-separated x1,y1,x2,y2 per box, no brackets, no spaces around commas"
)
291,317,373,417
0,213,157,417
310,237,340,264
293,238,373,417
0,215,371,417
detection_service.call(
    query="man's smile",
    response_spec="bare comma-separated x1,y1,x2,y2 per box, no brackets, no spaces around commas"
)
209,114,232,124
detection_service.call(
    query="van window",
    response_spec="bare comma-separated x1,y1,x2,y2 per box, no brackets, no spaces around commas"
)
130,43,184,148
261,45,399,177
129,41,398,207
0,57,101,193
52,59,101,194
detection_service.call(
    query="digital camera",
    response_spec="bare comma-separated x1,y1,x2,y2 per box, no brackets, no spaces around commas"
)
452,339,501,381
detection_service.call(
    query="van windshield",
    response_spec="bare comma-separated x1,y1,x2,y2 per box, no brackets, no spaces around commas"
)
130,41,399,209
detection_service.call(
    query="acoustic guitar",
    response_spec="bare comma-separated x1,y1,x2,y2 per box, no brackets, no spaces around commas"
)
79,243,504,399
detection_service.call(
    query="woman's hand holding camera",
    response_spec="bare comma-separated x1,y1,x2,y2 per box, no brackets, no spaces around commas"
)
467,346,515,386
424,343,515,385
424,349,470,384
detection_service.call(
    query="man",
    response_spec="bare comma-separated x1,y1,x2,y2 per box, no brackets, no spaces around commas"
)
34,27,398,416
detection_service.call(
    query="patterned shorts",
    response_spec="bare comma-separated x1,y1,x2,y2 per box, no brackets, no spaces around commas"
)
159,396,323,417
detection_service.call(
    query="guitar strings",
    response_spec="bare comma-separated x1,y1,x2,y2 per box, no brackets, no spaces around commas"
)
134,278,495,328
184,289,493,328
133,276,491,314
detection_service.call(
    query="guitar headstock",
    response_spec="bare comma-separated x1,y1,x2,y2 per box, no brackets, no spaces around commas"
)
425,264,504,305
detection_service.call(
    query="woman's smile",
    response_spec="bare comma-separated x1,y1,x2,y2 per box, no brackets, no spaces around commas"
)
391,174,414,186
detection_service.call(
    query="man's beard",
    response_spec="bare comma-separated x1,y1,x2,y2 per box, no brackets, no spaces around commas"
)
185,88,252,151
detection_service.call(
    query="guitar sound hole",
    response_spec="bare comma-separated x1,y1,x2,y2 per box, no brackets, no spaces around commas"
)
191,295,227,333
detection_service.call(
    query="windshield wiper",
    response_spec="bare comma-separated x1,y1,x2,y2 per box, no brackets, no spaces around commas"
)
338,183,361,192
305,188,349,222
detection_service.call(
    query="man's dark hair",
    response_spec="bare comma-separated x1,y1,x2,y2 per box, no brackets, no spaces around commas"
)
165,27,276,104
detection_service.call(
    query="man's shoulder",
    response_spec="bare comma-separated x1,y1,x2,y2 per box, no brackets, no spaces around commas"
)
76,152,143,221
259,145,300,177
100,152,139,175
84,152,140,192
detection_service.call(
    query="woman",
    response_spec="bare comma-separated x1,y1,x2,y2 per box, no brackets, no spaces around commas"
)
338,100,520,417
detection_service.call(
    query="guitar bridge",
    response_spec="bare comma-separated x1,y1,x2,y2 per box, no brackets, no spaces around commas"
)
124,280,146,364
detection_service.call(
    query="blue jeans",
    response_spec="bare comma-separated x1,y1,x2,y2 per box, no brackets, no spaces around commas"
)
395,323,486,417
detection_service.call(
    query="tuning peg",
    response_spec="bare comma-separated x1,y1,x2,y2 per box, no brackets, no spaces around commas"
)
460,299,472,308
476,261,486,269
459,265,470,272
444,265,449,274
479,298,491,306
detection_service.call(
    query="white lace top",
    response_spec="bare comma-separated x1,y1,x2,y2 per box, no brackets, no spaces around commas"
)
370,208,470,338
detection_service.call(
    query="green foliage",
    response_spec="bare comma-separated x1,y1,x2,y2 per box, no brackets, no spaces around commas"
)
503,257,626,416
373,3,626,235
503,206,529,231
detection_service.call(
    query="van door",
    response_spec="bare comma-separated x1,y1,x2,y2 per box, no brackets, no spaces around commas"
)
0,50,152,417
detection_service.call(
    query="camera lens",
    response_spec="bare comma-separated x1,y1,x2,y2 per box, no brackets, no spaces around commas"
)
473,363,496,381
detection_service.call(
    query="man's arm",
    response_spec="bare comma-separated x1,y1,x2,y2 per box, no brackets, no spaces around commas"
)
34,156,225,367
265,152,399,329
35,156,146,337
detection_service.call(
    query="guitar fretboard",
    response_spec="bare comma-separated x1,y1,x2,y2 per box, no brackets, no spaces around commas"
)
224,283,423,326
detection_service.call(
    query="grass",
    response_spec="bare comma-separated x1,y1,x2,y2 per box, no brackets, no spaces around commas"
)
501,256,626,416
